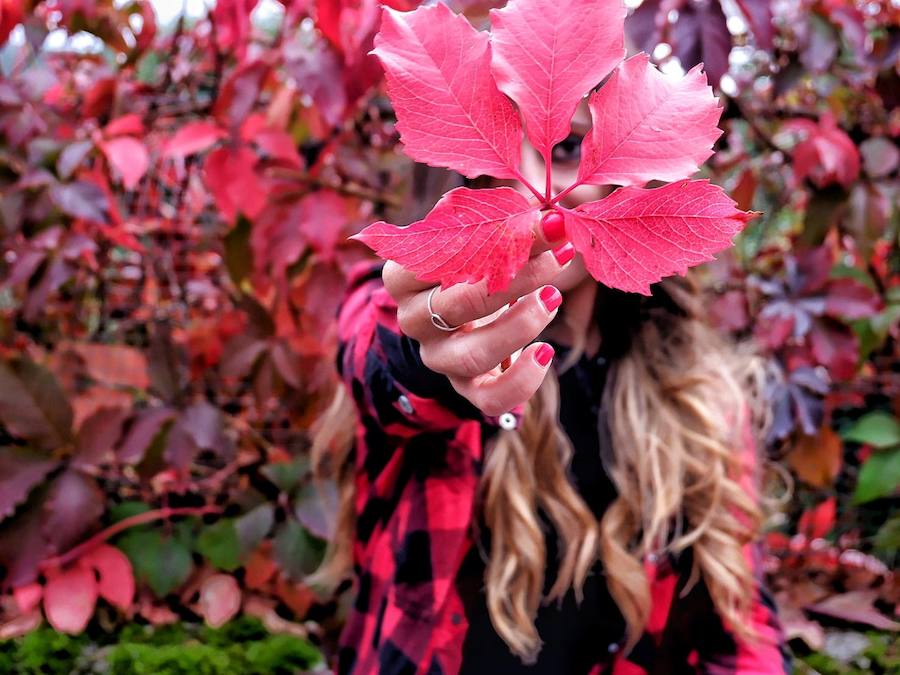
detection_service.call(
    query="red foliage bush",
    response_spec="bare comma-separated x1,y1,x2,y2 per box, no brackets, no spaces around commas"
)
0,0,896,658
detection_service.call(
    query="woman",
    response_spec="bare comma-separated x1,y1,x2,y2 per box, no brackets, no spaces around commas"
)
313,109,793,675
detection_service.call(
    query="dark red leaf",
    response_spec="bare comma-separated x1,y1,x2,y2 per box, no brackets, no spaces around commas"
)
0,448,59,521
0,358,73,449
810,319,859,380
213,60,271,132
73,406,128,468
49,181,109,223
284,39,347,128
824,278,883,320
117,407,175,465
42,470,105,555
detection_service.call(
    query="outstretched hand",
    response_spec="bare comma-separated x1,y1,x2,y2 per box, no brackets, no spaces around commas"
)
382,212,574,417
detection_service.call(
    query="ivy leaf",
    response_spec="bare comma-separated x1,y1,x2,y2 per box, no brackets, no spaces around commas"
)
577,54,723,188
0,358,73,449
273,519,326,581
488,0,625,159
197,519,242,572
0,447,59,522
117,529,194,598
354,187,538,294
371,3,523,179
566,180,754,295
853,447,900,504
841,411,900,449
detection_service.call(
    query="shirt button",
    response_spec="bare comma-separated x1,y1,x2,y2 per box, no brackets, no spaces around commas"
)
608,642,620,654
451,613,462,625
398,394,414,414
498,412,518,430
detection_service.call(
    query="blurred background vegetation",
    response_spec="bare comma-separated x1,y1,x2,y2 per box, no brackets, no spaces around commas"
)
0,0,897,672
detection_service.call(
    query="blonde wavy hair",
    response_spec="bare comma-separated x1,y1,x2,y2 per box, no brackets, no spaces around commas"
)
311,273,785,663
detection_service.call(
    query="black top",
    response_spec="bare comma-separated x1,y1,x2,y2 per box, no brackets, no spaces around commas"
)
456,344,627,674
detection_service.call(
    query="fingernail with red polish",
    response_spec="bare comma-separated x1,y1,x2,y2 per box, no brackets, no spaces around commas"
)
553,242,575,266
540,285,562,313
534,343,555,367
541,211,566,242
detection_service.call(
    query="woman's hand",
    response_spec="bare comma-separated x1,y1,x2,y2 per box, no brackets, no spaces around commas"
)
382,213,574,417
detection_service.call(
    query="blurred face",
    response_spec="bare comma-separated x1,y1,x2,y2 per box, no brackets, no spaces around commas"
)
501,100,610,293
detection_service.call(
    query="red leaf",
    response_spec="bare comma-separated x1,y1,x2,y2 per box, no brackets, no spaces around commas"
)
68,342,150,389
810,319,859,380
577,53,723,188
13,582,42,614
0,448,59,520
203,145,266,223
789,114,860,188
42,470,104,556
43,567,97,634
371,4,523,179
73,406,127,468
213,60,271,132
164,121,227,158
99,137,148,191
285,39,347,128
198,574,242,628
734,0,774,50
488,0,625,159
668,0,732,87
824,278,883,320
0,0,23,46
354,186,539,293
798,496,836,539
566,180,754,295
104,113,144,137
78,544,134,611
213,0,258,61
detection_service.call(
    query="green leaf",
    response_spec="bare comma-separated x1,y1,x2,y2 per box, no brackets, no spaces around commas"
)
873,515,900,554
273,519,325,581
0,358,73,449
854,448,900,504
235,504,274,557
842,411,900,449
196,519,242,572
117,529,194,597
108,500,152,523
261,457,309,493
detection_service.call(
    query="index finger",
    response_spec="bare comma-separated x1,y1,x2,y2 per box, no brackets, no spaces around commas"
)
383,209,568,299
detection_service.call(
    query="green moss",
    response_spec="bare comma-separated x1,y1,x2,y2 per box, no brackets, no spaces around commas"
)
0,619,321,675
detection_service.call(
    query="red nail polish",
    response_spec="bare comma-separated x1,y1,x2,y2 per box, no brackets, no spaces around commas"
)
539,285,562,313
534,343,554,367
553,242,575,266
541,211,566,242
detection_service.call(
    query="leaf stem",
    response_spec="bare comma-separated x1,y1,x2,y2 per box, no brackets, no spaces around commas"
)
543,150,552,202
551,181,581,205
37,505,222,572
513,170,547,204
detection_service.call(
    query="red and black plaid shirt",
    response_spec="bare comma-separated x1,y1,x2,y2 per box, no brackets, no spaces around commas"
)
335,262,792,675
